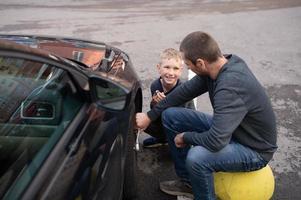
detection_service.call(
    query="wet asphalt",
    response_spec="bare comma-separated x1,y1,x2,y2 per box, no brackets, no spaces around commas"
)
0,0,301,199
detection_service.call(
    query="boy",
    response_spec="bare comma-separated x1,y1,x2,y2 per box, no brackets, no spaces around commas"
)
143,48,195,148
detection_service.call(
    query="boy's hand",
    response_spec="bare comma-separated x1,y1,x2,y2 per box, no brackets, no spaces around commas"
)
174,133,186,148
152,90,166,105
135,113,151,130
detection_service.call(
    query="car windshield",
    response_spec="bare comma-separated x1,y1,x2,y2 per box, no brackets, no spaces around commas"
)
0,56,84,199
0,36,106,70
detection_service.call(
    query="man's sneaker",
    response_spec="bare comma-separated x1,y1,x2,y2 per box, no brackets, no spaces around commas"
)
159,180,194,199
143,137,168,148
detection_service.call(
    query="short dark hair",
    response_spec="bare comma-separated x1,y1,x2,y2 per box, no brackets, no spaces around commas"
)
179,31,222,64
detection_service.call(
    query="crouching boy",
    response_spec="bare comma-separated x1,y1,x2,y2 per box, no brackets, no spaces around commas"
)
143,48,195,148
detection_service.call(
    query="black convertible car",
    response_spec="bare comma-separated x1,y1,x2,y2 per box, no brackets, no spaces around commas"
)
0,35,142,200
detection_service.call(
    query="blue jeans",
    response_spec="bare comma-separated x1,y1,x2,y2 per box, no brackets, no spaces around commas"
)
162,107,268,200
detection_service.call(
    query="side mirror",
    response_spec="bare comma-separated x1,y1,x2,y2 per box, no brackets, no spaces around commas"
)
90,77,129,111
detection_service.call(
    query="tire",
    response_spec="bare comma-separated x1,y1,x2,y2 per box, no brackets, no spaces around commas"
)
123,105,138,200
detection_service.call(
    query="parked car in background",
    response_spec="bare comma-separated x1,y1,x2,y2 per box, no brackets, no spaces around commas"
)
0,35,143,200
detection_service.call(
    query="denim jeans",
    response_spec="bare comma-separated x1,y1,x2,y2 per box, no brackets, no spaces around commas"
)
161,107,268,200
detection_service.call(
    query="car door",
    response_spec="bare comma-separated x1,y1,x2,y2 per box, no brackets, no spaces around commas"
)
0,52,89,199
0,43,136,200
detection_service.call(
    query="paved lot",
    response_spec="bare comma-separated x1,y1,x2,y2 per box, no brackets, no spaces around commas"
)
1,0,301,199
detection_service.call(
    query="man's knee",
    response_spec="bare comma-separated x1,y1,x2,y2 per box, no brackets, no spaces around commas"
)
161,107,179,124
186,146,211,172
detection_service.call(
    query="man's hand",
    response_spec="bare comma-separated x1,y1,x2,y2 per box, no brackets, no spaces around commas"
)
174,133,186,148
135,113,151,130
151,90,166,105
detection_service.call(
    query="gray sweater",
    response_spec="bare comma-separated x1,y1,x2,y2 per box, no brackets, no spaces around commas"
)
147,54,277,161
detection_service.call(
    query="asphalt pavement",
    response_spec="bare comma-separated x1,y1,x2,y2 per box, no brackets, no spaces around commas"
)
1,0,301,199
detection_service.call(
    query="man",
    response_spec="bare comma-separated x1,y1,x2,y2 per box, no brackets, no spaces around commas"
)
136,31,277,200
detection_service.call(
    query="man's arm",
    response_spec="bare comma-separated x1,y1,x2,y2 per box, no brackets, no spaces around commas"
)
147,75,207,121
183,89,248,152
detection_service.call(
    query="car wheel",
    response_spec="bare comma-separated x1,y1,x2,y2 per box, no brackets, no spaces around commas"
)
123,105,138,200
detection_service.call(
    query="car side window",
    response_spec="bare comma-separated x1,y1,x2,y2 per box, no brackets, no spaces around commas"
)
0,56,84,199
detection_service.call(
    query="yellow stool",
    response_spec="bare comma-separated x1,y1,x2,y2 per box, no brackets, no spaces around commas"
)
214,165,275,200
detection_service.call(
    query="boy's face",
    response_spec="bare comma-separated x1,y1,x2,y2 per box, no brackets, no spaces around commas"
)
157,58,183,88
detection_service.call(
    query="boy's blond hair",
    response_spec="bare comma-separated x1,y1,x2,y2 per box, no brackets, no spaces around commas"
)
159,48,182,64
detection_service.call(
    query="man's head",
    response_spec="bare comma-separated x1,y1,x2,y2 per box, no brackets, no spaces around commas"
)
157,48,183,89
179,31,222,75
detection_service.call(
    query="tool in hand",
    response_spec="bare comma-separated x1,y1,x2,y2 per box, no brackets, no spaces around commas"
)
134,129,141,151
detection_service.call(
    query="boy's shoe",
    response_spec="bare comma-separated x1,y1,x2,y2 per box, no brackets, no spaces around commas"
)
159,180,194,199
143,137,168,148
